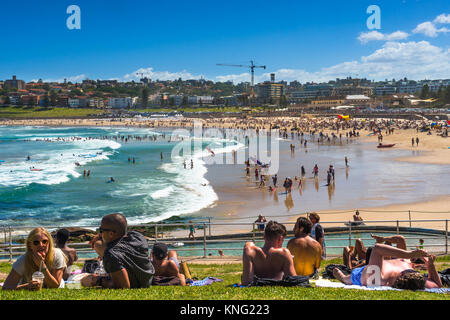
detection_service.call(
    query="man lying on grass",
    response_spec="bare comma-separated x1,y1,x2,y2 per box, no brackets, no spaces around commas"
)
333,243,442,290
81,213,154,289
241,221,296,286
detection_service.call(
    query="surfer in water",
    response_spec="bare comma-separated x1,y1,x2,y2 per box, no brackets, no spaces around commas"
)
109,177,115,183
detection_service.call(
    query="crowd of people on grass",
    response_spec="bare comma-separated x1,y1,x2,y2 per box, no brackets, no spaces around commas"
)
1,212,443,291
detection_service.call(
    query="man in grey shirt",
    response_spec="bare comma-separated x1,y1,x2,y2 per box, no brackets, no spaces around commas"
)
82,213,154,289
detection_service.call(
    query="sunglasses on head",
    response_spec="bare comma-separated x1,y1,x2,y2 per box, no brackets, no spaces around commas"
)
99,228,116,233
33,239,49,246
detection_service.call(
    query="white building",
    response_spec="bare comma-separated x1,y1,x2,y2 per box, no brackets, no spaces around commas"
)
108,97,138,109
188,96,214,105
68,99,80,108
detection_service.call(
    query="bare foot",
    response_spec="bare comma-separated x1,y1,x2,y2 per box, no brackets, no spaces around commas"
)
333,268,350,285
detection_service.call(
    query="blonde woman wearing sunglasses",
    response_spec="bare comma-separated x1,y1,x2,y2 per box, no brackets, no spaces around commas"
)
2,227,67,290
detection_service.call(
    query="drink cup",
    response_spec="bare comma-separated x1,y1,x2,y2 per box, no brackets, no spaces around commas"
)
32,271,45,291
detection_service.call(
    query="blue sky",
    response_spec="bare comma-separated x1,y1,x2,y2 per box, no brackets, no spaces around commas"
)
0,0,449,83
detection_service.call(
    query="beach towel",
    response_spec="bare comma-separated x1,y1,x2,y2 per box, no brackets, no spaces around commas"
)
249,275,310,287
313,278,450,294
188,277,223,286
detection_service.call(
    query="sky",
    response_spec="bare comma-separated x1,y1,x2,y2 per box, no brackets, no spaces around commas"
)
0,0,449,84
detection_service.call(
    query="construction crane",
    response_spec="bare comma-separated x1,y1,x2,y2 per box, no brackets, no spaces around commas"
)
216,60,266,88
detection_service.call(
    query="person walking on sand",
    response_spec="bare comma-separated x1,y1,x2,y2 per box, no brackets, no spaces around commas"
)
272,174,278,187
313,164,319,178
416,137,419,147
345,156,349,167
411,137,414,147
188,221,195,240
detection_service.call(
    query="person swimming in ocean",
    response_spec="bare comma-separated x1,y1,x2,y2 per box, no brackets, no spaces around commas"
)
109,177,115,183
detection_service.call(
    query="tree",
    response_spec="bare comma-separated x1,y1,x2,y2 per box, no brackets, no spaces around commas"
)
420,84,430,99
181,96,188,106
280,95,288,107
50,90,58,106
444,86,450,104
141,87,150,108
42,95,49,107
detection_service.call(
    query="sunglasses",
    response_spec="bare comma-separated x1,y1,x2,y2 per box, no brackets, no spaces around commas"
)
33,239,49,246
99,228,116,233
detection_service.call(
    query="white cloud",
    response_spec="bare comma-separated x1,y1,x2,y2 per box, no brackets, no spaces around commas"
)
31,74,87,83
358,30,409,43
123,67,204,81
215,73,252,83
413,21,449,37
413,13,450,37
434,13,450,24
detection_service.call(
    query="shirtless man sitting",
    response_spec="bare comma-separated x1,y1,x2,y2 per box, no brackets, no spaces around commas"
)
241,221,296,286
151,243,186,286
56,228,78,281
287,217,322,277
334,243,442,290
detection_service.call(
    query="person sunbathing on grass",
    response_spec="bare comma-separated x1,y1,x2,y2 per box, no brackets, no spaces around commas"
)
333,243,442,290
241,221,296,286
151,243,186,286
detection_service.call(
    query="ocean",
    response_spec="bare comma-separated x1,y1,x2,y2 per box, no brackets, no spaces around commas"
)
0,126,242,227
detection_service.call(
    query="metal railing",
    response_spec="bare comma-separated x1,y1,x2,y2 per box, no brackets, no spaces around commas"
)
0,218,448,262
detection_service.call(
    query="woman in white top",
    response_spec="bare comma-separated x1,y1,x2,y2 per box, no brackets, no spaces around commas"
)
2,227,67,290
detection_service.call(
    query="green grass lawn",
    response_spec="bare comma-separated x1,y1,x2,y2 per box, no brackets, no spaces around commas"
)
0,106,105,119
0,257,448,300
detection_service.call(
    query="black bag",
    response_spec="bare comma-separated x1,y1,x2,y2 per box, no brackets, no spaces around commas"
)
438,268,450,287
250,275,310,287
82,259,100,274
322,264,351,279
152,276,183,286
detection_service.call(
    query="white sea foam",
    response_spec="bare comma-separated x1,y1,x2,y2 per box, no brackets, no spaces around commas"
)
150,186,174,199
0,138,121,188
124,138,246,224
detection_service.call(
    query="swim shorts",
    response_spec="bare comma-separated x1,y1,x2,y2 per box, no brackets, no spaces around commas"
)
350,266,367,286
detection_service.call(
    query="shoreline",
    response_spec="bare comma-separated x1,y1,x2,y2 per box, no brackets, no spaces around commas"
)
1,117,449,234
